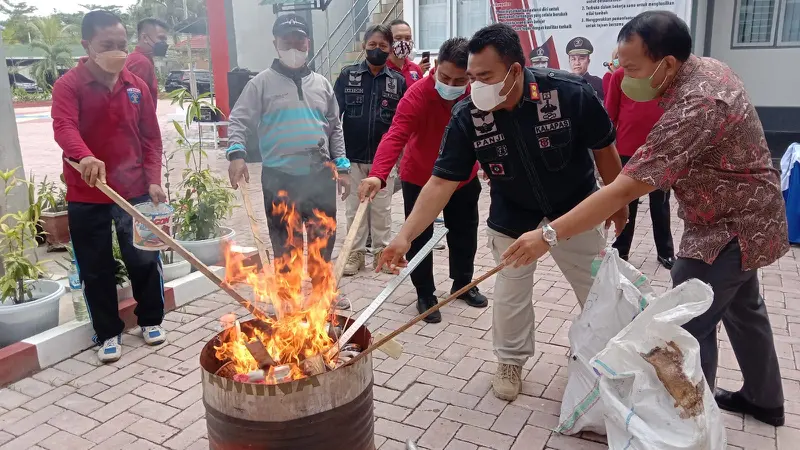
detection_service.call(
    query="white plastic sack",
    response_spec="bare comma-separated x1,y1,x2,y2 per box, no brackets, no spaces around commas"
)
590,279,726,450
556,248,654,435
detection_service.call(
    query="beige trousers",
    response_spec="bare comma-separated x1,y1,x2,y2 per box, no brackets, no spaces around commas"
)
346,163,395,253
488,222,605,366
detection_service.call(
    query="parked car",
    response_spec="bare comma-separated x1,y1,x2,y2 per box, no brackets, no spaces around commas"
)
8,73,43,93
165,69,212,93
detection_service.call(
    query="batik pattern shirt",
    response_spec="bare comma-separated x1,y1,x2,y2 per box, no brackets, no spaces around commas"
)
624,55,789,270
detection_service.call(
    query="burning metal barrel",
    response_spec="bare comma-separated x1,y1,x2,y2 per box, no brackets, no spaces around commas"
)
200,316,375,450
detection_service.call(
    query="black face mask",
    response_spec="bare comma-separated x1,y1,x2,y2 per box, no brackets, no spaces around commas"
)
365,48,389,66
152,41,169,58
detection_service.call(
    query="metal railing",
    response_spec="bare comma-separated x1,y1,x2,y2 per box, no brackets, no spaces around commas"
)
309,0,404,79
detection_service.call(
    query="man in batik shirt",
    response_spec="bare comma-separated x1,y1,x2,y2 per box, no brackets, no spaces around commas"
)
501,11,788,427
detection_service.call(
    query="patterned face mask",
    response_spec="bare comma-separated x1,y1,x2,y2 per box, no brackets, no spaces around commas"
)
392,40,413,59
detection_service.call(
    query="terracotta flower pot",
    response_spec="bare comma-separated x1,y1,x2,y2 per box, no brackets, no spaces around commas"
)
41,208,70,245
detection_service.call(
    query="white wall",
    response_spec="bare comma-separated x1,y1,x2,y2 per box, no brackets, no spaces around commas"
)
692,0,708,55
708,0,800,107
231,0,279,72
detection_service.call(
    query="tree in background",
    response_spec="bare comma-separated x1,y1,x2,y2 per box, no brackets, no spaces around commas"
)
129,0,206,45
0,0,37,43
28,17,76,89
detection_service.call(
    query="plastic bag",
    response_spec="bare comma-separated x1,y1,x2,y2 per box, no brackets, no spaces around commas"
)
556,248,654,435
590,279,727,450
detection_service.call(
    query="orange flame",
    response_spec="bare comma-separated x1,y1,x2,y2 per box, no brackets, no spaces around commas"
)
216,191,339,378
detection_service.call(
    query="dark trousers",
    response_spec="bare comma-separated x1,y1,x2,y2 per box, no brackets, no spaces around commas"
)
612,155,674,258
68,195,164,342
402,177,481,298
261,168,337,286
674,240,784,409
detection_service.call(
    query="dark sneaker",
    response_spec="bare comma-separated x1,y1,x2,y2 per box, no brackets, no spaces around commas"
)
452,286,488,308
417,295,441,323
715,388,785,427
658,255,675,270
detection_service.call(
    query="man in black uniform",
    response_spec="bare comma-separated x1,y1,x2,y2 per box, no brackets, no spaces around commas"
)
377,23,627,401
566,36,604,100
334,24,407,276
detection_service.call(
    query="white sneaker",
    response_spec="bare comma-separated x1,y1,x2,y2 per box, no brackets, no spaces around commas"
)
97,335,122,363
334,294,351,311
142,325,167,345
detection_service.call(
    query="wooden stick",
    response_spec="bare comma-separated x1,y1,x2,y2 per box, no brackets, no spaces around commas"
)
237,178,270,267
65,159,269,321
345,263,505,367
333,200,369,284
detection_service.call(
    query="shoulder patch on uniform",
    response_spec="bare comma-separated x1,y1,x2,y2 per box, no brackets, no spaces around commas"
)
529,82,540,101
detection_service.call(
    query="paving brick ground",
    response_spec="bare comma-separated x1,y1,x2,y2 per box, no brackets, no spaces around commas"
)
3,102,799,449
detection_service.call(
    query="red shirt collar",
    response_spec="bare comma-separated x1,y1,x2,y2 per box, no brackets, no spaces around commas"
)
134,45,154,61
75,57,136,87
386,57,407,72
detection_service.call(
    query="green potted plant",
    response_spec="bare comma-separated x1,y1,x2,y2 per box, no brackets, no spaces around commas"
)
0,168,66,347
169,88,236,266
160,148,190,281
38,175,70,250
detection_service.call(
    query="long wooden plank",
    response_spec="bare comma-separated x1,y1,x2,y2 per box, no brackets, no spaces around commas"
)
65,159,269,321
333,200,369,284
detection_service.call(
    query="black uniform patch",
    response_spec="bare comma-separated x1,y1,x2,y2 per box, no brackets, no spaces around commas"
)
471,109,497,137
348,72,362,86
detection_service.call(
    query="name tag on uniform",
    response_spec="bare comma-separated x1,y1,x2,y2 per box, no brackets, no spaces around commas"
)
535,119,570,134
344,87,363,94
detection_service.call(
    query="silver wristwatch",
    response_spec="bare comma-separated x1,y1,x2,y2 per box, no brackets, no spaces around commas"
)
542,224,558,247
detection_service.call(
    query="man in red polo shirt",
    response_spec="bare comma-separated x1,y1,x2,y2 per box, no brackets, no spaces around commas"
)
386,19,428,87
125,18,169,110
359,37,486,323
604,51,675,268
52,10,167,364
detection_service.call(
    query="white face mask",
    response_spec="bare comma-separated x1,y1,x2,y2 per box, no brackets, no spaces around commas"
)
278,48,307,69
470,66,516,112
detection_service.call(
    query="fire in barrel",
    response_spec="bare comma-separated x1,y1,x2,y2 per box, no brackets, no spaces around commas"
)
200,191,375,450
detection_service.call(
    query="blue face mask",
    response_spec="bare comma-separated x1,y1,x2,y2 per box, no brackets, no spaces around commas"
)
435,75,467,100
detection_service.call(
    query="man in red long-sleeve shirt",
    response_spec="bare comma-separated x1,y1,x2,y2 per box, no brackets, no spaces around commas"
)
359,37,487,323
125,17,169,110
604,59,675,268
52,10,167,363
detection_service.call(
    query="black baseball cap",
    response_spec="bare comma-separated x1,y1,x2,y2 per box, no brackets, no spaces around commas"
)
273,14,309,37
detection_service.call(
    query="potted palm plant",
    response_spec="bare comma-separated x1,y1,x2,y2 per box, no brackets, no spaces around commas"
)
160,148,190,281
169,88,236,266
38,175,70,250
0,168,66,347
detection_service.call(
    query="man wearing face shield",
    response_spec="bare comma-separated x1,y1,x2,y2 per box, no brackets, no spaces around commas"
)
52,10,166,363
377,23,627,401
126,18,169,110
358,38,487,324
503,11,789,426
334,25,407,277
226,14,352,309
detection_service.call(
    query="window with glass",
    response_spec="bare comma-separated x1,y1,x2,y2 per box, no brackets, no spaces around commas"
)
416,0,490,51
734,0,800,47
